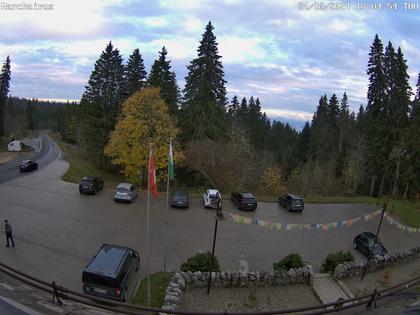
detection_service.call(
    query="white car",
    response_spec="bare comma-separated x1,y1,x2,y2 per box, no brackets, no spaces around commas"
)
203,189,221,209
114,183,137,203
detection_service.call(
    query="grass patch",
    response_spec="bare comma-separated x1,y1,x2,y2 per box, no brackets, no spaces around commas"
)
388,199,420,228
132,272,175,306
0,137,9,152
49,132,125,188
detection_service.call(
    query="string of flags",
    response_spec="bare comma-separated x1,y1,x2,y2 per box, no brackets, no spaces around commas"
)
226,209,383,231
384,213,420,233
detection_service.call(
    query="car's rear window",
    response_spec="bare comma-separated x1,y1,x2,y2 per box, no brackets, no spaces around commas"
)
116,187,130,193
83,272,117,287
243,198,257,203
292,199,303,204
173,195,187,201
81,180,93,184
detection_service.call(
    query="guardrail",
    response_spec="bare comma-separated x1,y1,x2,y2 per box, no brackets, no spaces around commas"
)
0,261,419,314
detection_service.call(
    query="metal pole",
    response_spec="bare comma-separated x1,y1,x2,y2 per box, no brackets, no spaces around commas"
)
207,218,218,295
361,203,387,281
146,144,152,306
163,140,171,272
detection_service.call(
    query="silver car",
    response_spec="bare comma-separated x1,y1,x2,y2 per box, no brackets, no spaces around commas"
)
114,183,137,203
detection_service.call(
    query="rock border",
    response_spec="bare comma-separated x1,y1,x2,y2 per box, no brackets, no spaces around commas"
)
334,246,420,280
160,265,313,314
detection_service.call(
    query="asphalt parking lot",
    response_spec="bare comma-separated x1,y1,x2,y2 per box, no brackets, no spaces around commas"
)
0,158,419,295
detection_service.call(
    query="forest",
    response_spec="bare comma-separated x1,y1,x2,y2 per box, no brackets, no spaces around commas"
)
0,23,418,198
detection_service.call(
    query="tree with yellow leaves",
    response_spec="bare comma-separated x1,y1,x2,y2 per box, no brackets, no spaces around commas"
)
105,87,182,186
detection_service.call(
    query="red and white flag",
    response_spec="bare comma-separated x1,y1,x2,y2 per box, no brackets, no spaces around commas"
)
149,145,158,197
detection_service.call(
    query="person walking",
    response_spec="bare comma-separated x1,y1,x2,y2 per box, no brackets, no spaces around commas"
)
5,220,14,247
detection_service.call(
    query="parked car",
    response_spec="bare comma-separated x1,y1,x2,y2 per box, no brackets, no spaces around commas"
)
170,190,189,208
203,189,222,209
79,176,104,195
353,232,388,257
114,183,137,203
19,159,38,172
278,193,304,212
82,244,140,302
231,192,257,211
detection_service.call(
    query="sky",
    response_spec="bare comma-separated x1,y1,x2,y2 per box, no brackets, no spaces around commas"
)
0,0,419,127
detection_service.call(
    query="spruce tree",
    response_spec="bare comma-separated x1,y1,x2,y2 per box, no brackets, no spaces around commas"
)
80,42,125,164
124,48,147,98
148,47,179,116
0,56,11,136
181,21,227,141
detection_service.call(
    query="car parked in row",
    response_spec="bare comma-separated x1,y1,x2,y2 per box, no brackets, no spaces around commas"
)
279,193,304,212
82,244,140,302
19,159,38,172
170,190,190,208
114,183,137,203
203,189,221,209
353,232,388,257
79,176,104,195
231,192,257,211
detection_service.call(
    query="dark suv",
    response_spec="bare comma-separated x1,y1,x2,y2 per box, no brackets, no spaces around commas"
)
231,192,258,211
279,194,304,212
79,176,104,195
353,232,387,257
82,244,140,302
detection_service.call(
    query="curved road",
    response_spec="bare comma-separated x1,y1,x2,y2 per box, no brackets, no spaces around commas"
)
0,131,61,184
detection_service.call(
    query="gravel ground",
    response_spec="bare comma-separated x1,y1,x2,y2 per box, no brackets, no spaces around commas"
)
343,258,420,297
179,285,321,312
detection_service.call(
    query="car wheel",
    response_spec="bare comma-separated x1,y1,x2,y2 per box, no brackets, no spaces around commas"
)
353,242,358,249
287,205,291,212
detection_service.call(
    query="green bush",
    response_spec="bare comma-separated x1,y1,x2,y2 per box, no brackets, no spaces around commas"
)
180,251,221,272
322,251,355,273
273,253,304,271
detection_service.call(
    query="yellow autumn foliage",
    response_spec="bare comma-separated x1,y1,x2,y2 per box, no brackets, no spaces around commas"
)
105,87,182,184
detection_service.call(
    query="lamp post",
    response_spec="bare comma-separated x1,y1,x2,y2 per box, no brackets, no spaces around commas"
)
207,194,224,295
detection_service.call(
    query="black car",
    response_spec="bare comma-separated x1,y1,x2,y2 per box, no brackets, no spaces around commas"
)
353,232,388,257
279,193,304,212
170,190,189,208
231,192,257,211
79,176,104,195
19,160,38,172
82,244,140,302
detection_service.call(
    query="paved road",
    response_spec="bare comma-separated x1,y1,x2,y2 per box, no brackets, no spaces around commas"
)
0,137,418,298
0,132,61,184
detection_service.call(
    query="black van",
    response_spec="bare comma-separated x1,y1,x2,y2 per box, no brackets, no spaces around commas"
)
82,244,140,302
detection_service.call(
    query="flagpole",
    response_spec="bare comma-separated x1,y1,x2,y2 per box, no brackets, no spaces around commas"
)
163,138,171,272
146,144,152,307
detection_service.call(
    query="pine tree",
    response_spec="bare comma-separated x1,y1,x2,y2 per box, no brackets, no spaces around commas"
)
227,95,239,123
365,35,387,196
124,48,147,98
406,73,420,195
297,121,311,163
148,47,179,116
181,21,227,141
80,42,125,164
0,56,11,136
26,99,35,130
310,95,329,160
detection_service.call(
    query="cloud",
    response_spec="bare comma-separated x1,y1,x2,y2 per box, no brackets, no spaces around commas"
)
263,108,313,122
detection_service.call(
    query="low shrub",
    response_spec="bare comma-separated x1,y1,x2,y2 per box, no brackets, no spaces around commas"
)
322,251,355,273
180,251,221,272
273,253,304,271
